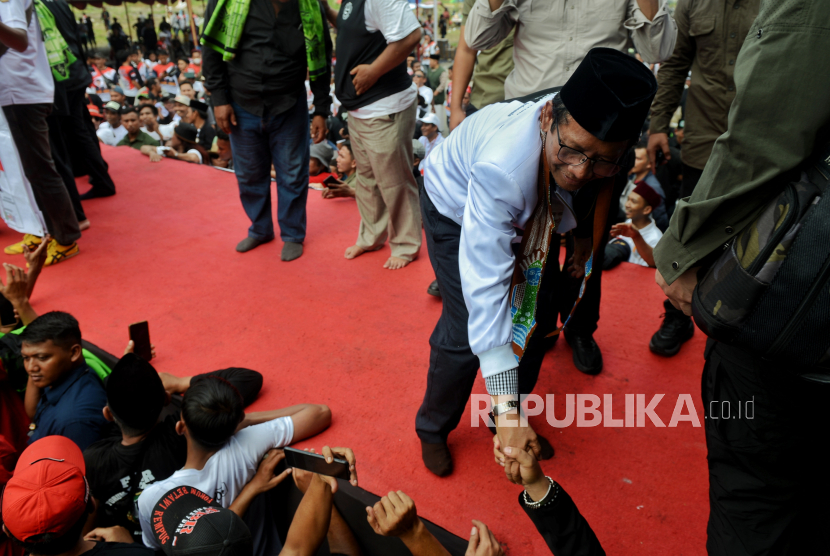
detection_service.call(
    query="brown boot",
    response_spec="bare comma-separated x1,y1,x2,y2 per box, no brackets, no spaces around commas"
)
421,440,453,477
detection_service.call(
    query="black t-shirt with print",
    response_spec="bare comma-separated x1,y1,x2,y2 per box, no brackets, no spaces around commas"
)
83,415,187,543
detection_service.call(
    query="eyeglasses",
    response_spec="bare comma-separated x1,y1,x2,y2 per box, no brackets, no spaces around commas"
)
553,122,622,178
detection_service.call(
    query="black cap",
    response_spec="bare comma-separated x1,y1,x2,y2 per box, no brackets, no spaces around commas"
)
174,122,198,144
106,353,165,431
189,99,208,113
151,487,252,556
560,47,657,142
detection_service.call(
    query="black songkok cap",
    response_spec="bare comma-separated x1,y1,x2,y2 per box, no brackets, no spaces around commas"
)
175,122,199,144
560,47,658,142
106,353,165,431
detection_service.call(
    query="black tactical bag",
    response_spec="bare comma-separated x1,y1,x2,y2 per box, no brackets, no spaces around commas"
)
691,146,830,379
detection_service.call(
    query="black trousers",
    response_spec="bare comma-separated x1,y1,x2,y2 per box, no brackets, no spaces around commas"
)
2,104,80,245
703,340,830,555
415,186,578,443
47,106,86,223
62,87,117,196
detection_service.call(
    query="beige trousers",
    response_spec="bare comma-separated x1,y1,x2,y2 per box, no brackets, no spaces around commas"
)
348,100,422,261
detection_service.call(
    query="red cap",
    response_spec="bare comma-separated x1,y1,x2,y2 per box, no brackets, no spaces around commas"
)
87,104,102,118
1,436,89,542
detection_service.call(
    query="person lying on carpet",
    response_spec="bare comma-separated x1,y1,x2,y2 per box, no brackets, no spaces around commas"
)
136,376,335,554
367,489,503,556
87,449,359,556
20,311,109,451
494,440,605,555
82,354,267,543
140,123,208,164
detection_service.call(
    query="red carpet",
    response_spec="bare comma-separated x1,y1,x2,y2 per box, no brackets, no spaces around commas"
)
4,146,709,554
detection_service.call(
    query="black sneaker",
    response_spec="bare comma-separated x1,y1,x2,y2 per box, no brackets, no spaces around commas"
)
649,309,695,356
563,329,603,375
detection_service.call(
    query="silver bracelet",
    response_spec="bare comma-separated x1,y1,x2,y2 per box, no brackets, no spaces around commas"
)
523,477,558,509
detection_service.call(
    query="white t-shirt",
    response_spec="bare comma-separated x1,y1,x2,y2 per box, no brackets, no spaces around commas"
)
347,0,420,120
156,146,202,164
141,128,161,141
418,132,443,172
138,418,294,548
614,218,663,267
0,0,54,106
417,85,433,106
96,122,128,146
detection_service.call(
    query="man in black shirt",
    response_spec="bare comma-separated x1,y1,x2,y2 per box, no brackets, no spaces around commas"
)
202,0,332,261
83,354,264,543
40,0,117,203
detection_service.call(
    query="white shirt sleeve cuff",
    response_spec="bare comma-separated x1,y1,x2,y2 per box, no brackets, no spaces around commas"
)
478,343,518,379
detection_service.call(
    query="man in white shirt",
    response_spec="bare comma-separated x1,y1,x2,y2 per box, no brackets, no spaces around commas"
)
417,112,443,173
416,49,657,476
330,0,423,270
1,0,81,265
465,0,677,100
608,183,664,268
412,68,433,106
96,101,127,145
137,375,335,554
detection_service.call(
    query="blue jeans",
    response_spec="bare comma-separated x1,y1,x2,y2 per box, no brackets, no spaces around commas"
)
229,94,309,243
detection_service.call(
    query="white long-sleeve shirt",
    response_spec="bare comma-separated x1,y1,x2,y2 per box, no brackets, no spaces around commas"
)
423,92,577,378
465,0,677,99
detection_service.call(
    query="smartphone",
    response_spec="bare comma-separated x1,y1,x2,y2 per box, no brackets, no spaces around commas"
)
322,174,342,188
283,447,351,480
655,149,666,166
128,321,152,361
0,294,16,327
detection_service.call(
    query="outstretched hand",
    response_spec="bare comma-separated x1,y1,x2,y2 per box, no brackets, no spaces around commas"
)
366,490,417,537
0,264,29,306
610,222,639,240
247,449,293,495
465,521,504,556
123,340,156,359
23,234,50,271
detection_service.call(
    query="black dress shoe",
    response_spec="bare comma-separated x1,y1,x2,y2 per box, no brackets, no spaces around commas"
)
79,188,115,200
564,329,603,375
426,280,441,298
649,311,695,356
421,440,453,477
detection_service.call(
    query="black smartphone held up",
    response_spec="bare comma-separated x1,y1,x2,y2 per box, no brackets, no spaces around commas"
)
655,148,666,166
0,294,16,327
322,174,342,188
283,447,351,480
128,321,152,361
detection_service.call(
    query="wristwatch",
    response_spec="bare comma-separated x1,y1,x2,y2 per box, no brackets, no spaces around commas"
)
491,400,519,417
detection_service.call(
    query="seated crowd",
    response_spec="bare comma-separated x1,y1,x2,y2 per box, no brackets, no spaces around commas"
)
0,250,603,556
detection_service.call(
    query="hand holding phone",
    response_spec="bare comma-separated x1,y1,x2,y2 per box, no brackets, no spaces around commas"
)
128,321,153,361
322,174,344,188
283,446,357,485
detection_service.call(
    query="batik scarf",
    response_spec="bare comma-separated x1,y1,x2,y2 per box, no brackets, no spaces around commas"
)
510,145,614,361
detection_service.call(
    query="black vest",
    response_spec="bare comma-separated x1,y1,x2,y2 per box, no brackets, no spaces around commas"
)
334,0,413,112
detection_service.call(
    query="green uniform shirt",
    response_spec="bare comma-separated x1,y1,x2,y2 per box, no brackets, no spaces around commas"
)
654,0,830,284
425,65,447,106
343,172,357,189
649,0,760,170
117,130,160,150
462,0,514,109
